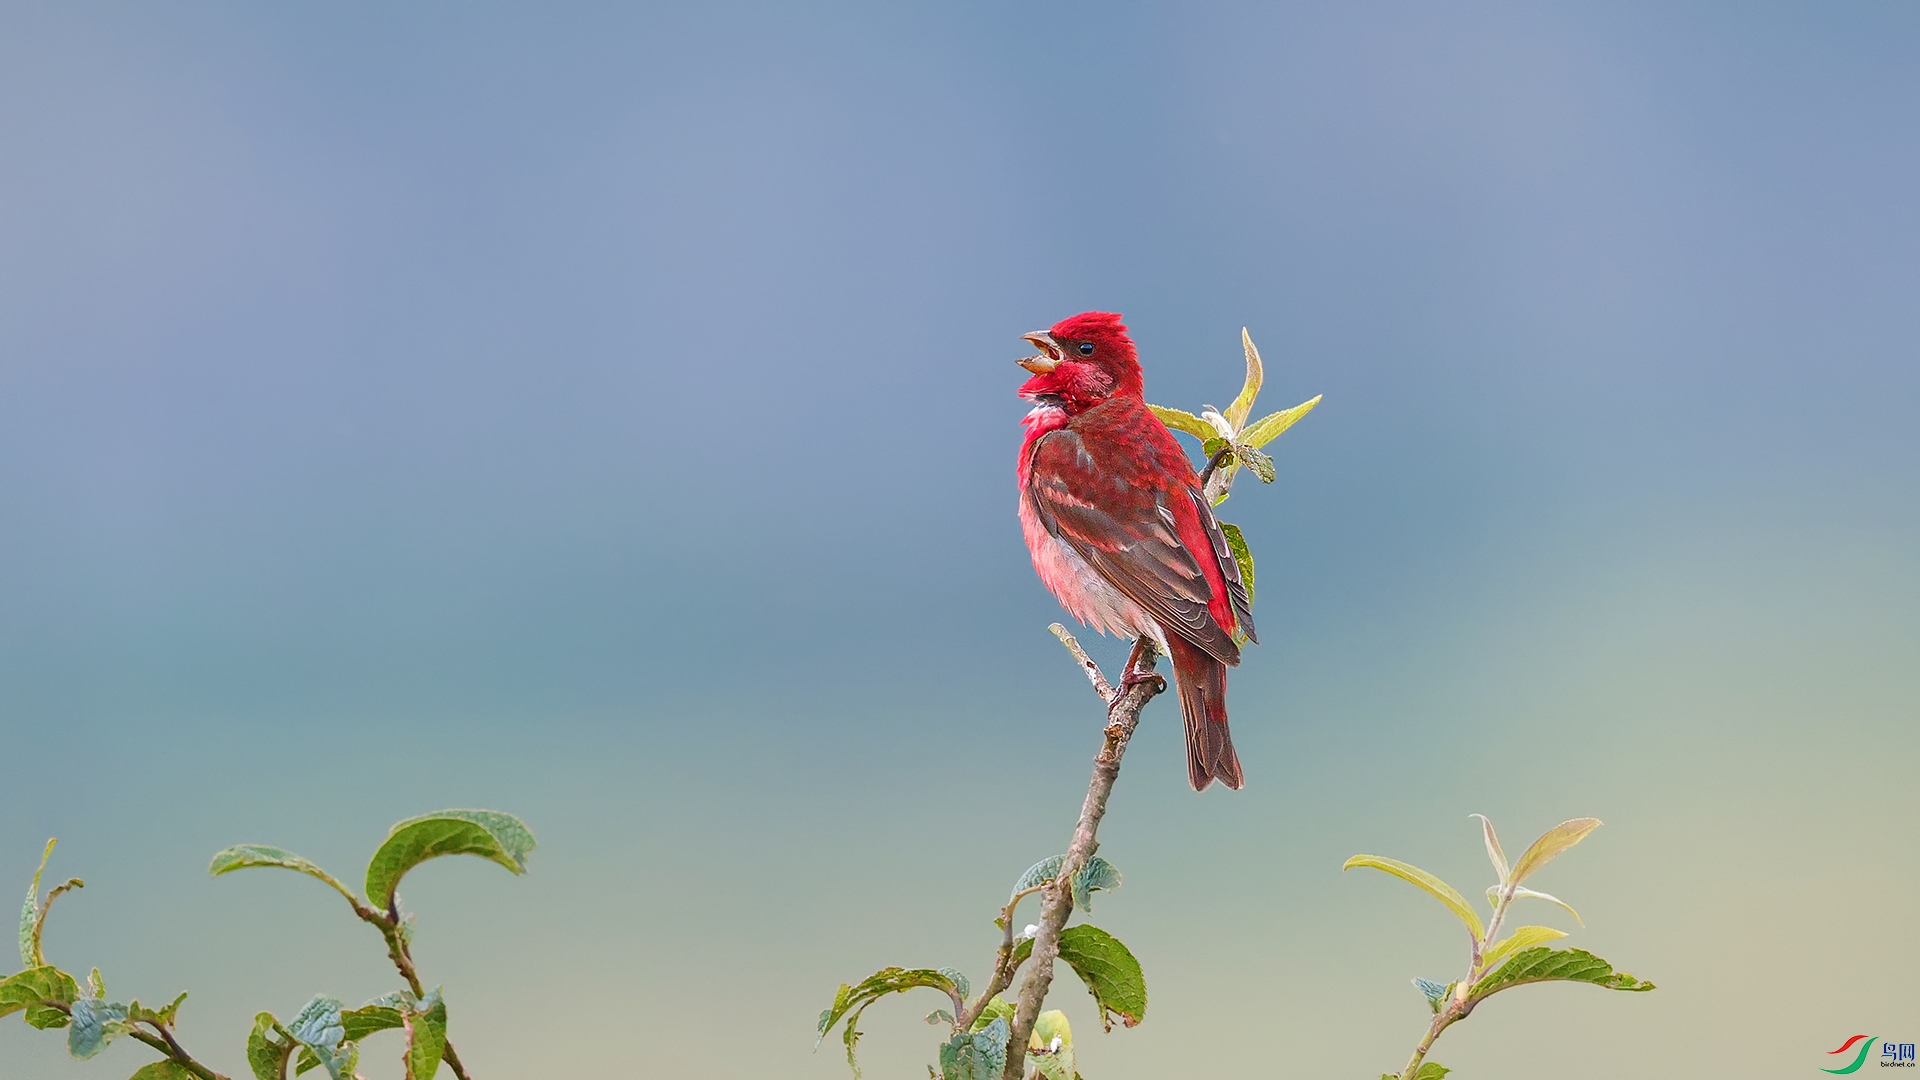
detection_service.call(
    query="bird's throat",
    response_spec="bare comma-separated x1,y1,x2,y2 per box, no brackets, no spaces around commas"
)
1016,402,1070,487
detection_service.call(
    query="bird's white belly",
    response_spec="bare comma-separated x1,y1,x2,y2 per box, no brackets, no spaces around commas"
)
1019,494,1168,651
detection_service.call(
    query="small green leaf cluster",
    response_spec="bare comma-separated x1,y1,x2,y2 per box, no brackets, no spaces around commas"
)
239,988,447,1080
1149,329,1320,511
6,809,533,1080
1346,815,1654,1080
1147,328,1320,629
818,853,1139,1079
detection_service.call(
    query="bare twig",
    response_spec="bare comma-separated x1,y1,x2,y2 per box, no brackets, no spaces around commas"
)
1001,629,1165,1080
127,1028,230,1080
149,1021,229,1080
957,886,1043,1032
1048,623,1116,702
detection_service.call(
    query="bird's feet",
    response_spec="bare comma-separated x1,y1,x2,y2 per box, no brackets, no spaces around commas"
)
1108,660,1167,722
1118,637,1166,694
1103,635,1166,728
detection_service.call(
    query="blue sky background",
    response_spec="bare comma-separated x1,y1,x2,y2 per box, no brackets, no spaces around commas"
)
2,3,1916,1077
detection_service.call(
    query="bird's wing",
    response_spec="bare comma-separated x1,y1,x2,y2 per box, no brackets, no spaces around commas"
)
1190,486,1256,645
1025,428,1241,666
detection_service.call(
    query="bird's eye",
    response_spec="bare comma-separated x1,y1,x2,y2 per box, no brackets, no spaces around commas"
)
1077,342,1095,356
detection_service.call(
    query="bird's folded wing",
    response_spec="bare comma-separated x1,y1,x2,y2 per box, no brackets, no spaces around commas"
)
1189,486,1256,645
1026,429,1241,666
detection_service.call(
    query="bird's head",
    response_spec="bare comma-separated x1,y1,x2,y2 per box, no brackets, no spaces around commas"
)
1017,311,1143,412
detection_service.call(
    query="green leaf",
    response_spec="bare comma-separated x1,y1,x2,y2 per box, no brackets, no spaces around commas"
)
1072,857,1122,913
1146,404,1217,441
1233,444,1276,483
315,1042,357,1080
129,1063,196,1080
968,996,1014,1033
289,996,345,1047
1011,855,1065,898
208,846,359,907
1028,1009,1076,1080
1413,978,1451,1013
1488,885,1585,927
1223,328,1265,430
364,810,536,912
1239,395,1321,448
0,965,80,1029
937,1016,1008,1080
1471,814,1510,883
818,968,958,1038
67,996,131,1059
1009,856,1122,913
20,838,53,967
936,968,969,1002
340,1004,404,1042
1219,522,1255,608
288,995,358,1080
127,991,189,1029
816,968,962,1078
1343,855,1486,944
247,1012,296,1080
407,990,447,1080
1468,947,1655,1001
1479,926,1569,972
1200,436,1232,461
1509,818,1602,885
1056,924,1146,1030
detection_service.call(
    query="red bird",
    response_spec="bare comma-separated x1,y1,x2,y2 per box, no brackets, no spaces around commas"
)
1015,312,1256,791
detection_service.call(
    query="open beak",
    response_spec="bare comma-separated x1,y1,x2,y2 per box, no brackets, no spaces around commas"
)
1019,331,1060,374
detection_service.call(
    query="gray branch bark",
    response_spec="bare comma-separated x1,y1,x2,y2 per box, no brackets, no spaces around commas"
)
1001,626,1164,1080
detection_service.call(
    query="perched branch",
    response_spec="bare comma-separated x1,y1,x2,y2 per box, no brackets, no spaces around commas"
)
1002,629,1165,1080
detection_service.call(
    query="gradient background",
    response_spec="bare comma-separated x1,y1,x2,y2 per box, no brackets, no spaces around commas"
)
2,3,1916,1078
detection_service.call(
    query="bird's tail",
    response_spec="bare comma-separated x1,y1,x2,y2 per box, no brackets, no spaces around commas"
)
1166,634,1243,791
